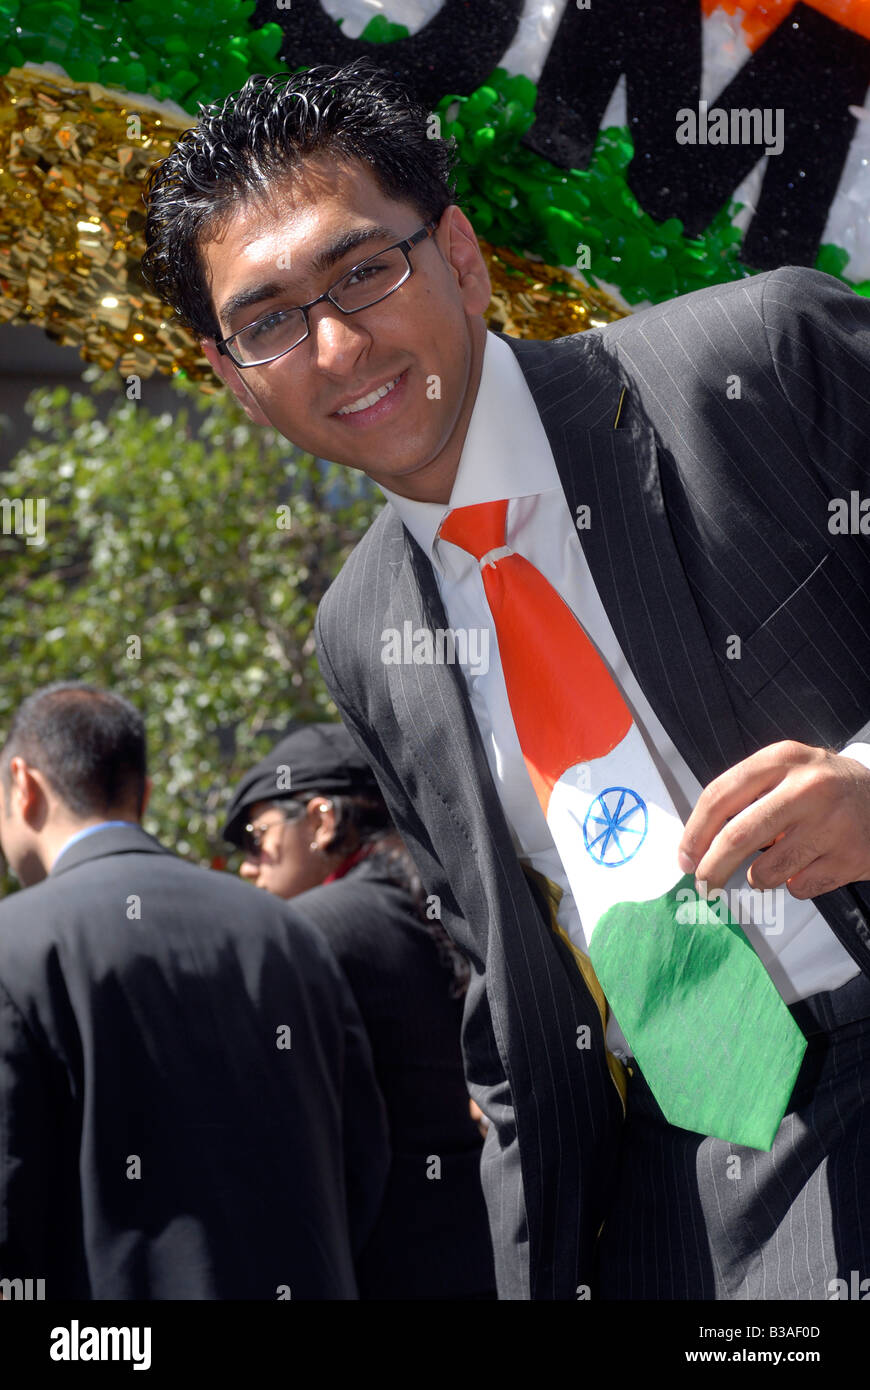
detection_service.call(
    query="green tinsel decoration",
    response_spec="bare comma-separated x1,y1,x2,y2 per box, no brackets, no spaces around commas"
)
0,3,861,303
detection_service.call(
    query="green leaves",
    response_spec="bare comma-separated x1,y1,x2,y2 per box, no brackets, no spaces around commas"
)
0,368,381,891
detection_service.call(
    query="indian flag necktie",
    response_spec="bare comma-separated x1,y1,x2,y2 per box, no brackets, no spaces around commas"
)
438,498,807,1150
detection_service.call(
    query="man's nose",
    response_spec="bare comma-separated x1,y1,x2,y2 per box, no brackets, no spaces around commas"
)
309,301,368,369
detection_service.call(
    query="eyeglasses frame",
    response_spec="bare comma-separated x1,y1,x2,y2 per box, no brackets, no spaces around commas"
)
241,800,310,856
215,217,441,369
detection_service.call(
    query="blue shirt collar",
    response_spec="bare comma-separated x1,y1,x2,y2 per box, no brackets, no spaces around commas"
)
51,820,138,871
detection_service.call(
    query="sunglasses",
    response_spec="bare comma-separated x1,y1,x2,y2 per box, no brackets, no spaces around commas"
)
240,801,309,857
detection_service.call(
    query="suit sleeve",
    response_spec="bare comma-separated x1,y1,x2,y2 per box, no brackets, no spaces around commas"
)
760,266,870,496
287,902,391,1260
0,981,52,1281
761,267,870,751
336,966,391,1260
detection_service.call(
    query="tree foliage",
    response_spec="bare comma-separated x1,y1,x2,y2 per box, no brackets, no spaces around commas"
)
0,367,382,888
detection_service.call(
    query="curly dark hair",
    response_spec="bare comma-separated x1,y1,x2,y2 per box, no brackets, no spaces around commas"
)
140,57,457,341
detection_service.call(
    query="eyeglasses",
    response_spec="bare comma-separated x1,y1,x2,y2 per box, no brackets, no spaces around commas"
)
240,802,308,857
216,218,440,369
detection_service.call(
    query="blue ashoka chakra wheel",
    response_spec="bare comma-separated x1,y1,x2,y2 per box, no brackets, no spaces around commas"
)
582,786,648,866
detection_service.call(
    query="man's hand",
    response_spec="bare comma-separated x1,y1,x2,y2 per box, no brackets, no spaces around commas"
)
677,741,870,898
469,1097,489,1140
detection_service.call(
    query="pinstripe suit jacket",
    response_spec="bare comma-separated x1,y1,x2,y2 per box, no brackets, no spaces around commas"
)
315,266,870,1301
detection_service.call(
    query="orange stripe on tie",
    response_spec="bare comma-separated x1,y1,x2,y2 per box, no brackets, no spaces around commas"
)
439,499,632,812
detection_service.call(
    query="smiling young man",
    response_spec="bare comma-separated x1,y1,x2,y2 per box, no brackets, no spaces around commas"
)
142,59,870,1301
146,86,490,506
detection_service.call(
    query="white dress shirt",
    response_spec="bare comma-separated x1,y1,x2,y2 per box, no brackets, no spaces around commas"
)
379,330,866,1058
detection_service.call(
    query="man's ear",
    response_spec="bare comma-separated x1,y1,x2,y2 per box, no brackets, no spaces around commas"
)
200,338,273,427
439,204,491,317
10,757,46,827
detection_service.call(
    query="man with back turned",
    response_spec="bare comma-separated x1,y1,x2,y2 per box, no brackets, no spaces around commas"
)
0,681,389,1299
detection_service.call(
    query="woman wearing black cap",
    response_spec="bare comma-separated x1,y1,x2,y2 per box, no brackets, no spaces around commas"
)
222,723,496,1300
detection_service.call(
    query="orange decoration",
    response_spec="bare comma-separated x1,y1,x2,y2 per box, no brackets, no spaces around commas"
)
705,0,870,49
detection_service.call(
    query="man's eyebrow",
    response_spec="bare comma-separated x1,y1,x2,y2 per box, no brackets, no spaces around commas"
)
311,224,396,278
218,224,397,333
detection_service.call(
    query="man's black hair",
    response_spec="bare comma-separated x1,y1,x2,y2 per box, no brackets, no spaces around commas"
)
141,58,457,341
0,683,147,819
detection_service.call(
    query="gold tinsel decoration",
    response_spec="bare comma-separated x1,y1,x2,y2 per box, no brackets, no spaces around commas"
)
0,63,627,388
480,240,628,338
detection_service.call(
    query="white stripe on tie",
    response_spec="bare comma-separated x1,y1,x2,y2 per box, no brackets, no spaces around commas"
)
479,545,513,570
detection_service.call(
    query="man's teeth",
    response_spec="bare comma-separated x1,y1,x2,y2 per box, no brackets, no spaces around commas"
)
337,375,400,415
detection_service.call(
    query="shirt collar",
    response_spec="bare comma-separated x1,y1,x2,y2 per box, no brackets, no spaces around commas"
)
51,820,137,871
376,329,561,569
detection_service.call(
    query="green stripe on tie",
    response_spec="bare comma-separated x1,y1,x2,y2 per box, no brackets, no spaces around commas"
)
589,874,807,1150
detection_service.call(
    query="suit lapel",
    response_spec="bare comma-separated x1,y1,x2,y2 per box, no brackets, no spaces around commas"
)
383,523,511,840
